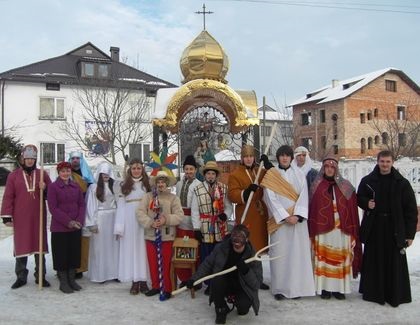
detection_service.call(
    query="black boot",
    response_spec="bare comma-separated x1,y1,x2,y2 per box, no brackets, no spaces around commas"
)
68,269,82,291
57,271,73,294
35,277,51,287
215,306,229,324
11,278,27,289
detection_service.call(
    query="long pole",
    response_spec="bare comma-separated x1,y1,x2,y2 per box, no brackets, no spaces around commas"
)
38,144,44,289
240,122,277,224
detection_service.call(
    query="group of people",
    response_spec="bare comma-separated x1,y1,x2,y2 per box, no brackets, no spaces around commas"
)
1,142,418,324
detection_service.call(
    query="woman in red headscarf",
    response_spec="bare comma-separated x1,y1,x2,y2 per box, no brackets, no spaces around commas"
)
308,157,362,300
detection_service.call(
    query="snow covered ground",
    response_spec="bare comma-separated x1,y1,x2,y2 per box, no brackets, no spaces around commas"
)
0,233,419,325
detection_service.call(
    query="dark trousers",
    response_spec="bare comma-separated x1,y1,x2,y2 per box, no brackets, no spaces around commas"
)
15,254,46,280
51,230,81,271
211,275,252,315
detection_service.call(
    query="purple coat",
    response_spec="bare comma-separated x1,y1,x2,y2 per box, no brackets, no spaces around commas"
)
47,178,86,232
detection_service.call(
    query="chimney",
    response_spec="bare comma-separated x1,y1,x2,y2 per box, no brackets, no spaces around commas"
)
110,46,120,62
332,79,339,88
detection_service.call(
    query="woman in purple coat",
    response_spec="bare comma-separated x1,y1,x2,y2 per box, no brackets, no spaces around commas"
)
47,161,86,294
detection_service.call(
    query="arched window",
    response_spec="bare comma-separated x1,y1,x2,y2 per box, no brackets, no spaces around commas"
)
367,110,372,120
374,108,378,117
368,137,373,149
374,135,380,145
382,132,389,145
361,138,366,154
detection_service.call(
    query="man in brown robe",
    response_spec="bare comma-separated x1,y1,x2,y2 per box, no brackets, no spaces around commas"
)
228,145,270,290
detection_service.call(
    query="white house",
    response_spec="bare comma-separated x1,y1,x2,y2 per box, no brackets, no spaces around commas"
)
0,42,175,170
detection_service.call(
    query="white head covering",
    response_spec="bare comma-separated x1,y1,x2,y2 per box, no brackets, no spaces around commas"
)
94,161,115,182
291,146,313,175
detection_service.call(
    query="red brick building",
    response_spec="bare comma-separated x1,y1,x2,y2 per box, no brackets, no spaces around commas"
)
290,68,420,160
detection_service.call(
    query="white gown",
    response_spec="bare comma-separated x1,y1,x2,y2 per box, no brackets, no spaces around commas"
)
263,166,315,298
114,181,149,282
86,183,119,282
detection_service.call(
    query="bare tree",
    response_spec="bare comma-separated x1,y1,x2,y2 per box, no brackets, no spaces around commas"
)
60,85,152,164
369,97,420,158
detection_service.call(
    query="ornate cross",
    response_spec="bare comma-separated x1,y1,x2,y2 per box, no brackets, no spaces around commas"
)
195,3,213,30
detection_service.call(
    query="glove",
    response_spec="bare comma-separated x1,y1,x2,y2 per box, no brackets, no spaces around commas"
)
236,259,249,275
194,230,203,243
260,154,274,170
243,183,259,202
185,278,195,289
218,213,227,222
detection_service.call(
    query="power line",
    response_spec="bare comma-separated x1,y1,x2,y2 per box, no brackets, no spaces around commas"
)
209,0,420,14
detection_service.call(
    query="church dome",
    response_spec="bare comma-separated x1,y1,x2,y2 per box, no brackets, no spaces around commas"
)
180,30,229,84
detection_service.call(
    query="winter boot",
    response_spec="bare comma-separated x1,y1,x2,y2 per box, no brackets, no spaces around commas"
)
130,281,140,295
215,306,229,324
57,271,73,294
139,281,149,294
68,269,82,291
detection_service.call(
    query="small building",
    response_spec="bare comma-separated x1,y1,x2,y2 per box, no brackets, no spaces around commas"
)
290,68,420,160
0,42,175,167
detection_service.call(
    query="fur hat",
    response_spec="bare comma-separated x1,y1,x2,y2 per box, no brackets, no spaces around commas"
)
183,155,197,168
150,170,176,187
201,161,221,175
241,145,255,158
22,145,37,159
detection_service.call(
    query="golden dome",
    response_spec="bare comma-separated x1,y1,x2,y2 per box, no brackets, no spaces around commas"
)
180,30,229,84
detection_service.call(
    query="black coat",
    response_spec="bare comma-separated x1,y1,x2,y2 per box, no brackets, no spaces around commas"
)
191,237,263,315
357,165,417,247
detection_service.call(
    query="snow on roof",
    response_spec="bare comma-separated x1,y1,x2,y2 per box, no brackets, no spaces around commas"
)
258,110,291,121
146,81,167,86
289,68,395,106
118,78,146,83
215,149,240,161
153,87,179,118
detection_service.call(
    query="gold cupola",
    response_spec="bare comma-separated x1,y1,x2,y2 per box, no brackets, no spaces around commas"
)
180,30,229,84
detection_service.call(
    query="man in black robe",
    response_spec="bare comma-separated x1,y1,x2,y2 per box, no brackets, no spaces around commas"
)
357,150,418,307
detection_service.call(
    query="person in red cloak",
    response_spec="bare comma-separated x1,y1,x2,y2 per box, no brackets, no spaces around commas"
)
1,144,52,289
308,156,362,300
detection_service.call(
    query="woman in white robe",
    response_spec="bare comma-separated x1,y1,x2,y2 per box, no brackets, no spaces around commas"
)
114,158,151,295
85,162,120,283
262,145,315,299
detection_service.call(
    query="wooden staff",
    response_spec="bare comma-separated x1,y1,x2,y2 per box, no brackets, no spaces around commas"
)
38,144,44,289
240,122,277,224
171,241,282,296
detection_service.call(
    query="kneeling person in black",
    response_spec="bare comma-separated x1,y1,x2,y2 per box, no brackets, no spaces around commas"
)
186,224,262,324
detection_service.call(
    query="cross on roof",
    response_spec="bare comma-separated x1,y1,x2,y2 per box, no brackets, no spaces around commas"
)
195,3,213,30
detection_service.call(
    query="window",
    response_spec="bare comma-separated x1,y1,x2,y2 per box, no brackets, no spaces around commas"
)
398,133,407,146
367,110,372,120
368,137,373,150
319,110,326,123
385,80,396,92
382,132,389,145
321,136,327,149
301,138,313,151
129,143,151,163
82,62,95,77
261,126,272,137
41,143,65,164
397,106,406,120
46,82,60,91
333,145,338,155
374,108,378,118
301,112,311,126
332,114,338,139
360,113,366,124
374,135,380,145
361,138,366,154
98,64,109,78
39,97,65,119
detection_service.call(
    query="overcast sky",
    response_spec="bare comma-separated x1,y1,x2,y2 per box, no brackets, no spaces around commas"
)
0,0,419,107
